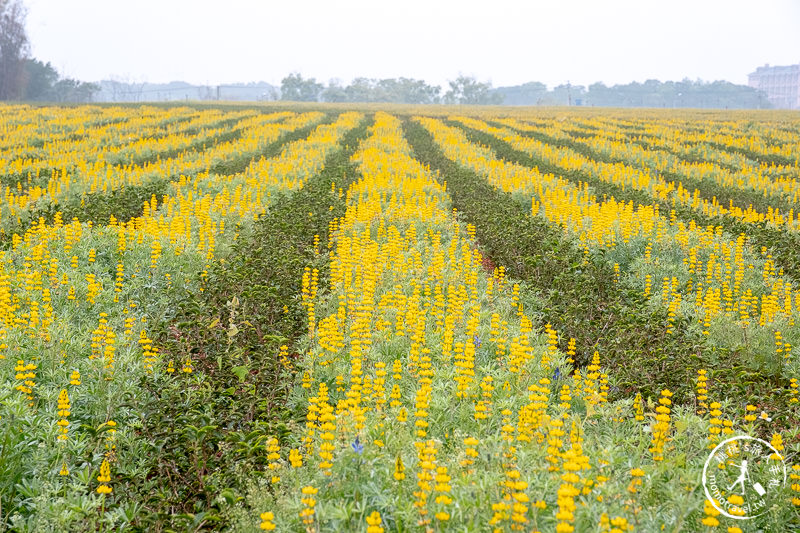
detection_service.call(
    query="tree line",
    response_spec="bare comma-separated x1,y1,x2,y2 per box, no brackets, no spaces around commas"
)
279,73,503,105
0,0,98,102
494,79,770,108
281,74,770,109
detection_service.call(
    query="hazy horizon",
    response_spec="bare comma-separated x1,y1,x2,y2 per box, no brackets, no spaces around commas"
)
24,0,800,89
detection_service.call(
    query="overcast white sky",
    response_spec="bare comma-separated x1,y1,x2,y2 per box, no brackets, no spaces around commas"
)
23,0,800,89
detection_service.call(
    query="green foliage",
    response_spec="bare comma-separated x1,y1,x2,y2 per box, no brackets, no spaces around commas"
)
492,81,548,105
18,58,99,102
22,59,59,100
493,79,771,109
321,77,442,104
280,73,324,102
0,227,206,531
494,79,770,109
444,75,503,105
3,104,799,531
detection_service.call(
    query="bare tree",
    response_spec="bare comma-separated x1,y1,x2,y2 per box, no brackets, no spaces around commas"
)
0,0,30,100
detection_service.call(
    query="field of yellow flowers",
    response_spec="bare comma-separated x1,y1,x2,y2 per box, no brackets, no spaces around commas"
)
0,104,799,532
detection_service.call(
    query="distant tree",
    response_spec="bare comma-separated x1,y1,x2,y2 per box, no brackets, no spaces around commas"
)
548,83,585,106
580,78,768,109
50,78,99,103
280,73,323,102
343,77,376,102
23,59,58,100
444,75,503,105
378,77,440,104
74,81,100,103
21,59,98,102
320,77,441,104
586,82,610,106
321,79,347,102
492,81,547,105
0,0,29,100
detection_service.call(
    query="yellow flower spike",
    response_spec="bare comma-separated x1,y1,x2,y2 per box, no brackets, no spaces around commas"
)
259,511,276,530
299,485,318,525
628,467,646,494
770,433,784,460
288,448,303,468
650,390,672,461
393,455,406,481
56,389,71,441
632,393,644,422
366,511,384,533
96,459,112,494
696,369,709,414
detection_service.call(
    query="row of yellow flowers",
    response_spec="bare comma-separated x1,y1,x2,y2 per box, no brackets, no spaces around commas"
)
0,105,202,153
418,116,798,372
0,106,259,181
530,113,799,176
561,116,776,175
0,109,363,529
125,111,361,262
461,116,800,229
0,110,310,228
539,112,800,169
505,115,800,211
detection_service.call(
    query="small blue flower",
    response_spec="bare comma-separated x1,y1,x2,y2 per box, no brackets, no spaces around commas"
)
473,335,481,348
552,367,561,381
351,435,363,454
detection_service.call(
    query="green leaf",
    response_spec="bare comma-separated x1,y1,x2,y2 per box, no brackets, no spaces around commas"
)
232,365,249,382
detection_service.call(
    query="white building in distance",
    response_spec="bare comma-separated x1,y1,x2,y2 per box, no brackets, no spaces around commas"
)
748,63,800,109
